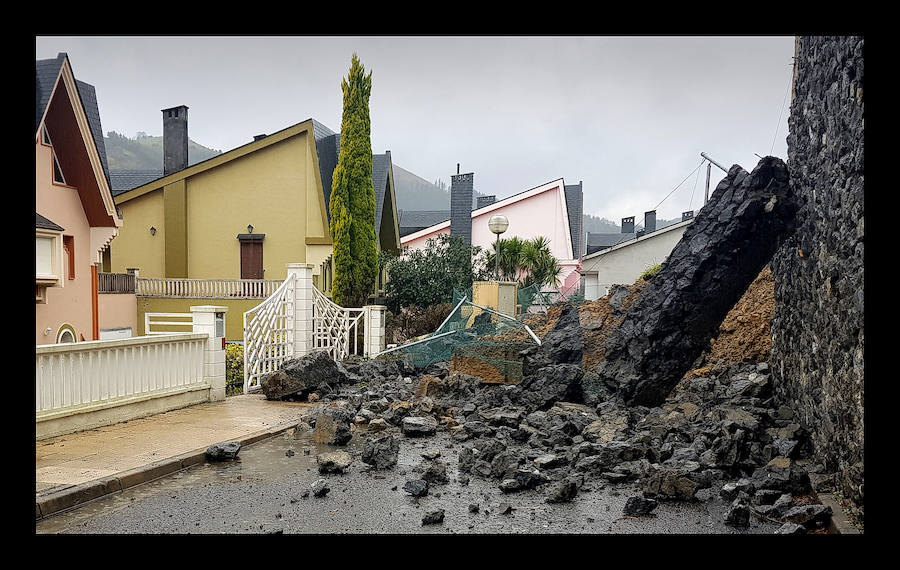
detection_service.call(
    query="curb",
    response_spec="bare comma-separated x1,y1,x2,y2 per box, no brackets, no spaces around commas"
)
809,475,862,535
35,420,300,521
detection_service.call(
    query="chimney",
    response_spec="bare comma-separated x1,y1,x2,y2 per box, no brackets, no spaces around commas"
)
621,216,635,234
644,210,656,233
450,172,475,246
162,105,189,176
253,134,267,142
682,210,695,222
476,195,497,209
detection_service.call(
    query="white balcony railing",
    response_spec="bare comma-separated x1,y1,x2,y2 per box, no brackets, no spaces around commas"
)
136,278,281,299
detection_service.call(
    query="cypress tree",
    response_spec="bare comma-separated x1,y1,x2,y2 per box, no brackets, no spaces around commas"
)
330,54,376,307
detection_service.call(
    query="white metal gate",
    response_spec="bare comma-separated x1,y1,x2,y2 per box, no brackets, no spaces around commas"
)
242,273,295,393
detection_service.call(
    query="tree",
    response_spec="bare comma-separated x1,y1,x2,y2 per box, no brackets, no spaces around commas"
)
481,235,561,287
330,54,377,307
381,234,488,314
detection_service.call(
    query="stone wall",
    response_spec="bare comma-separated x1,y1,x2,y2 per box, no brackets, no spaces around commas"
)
770,36,864,507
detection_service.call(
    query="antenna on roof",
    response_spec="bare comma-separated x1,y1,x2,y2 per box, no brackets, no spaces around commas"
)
457,163,460,175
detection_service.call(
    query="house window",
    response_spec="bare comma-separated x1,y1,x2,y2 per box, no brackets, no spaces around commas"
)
52,152,66,185
36,237,54,277
56,324,76,344
63,235,75,280
42,125,51,145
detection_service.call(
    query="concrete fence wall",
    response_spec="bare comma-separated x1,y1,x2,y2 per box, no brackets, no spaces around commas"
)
35,305,228,440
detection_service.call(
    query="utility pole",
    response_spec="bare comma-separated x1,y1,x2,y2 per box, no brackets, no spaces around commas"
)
700,152,728,205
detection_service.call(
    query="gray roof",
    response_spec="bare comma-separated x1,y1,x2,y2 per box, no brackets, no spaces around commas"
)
35,53,110,186
398,210,451,235
587,232,636,249
109,170,164,196
564,183,583,258
36,212,65,232
371,152,391,235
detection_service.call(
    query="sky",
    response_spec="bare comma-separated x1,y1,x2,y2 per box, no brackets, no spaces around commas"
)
35,35,796,224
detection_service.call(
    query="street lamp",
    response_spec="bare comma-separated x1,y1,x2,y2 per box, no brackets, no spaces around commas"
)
488,214,509,281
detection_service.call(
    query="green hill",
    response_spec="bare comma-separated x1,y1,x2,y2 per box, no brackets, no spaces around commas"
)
104,130,222,171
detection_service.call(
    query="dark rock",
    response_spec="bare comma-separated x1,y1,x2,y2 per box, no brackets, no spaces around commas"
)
519,364,585,412
545,477,579,503
599,156,797,407
724,499,751,527
422,460,450,485
401,416,438,437
498,503,514,515
623,496,658,516
361,434,400,469
313,409,353,446
540,304,584,365
261,351,346,399
206,442,241,461
780,504,832,528
468,503,480,513
310,479,330,497
644,464,709,501
402,479,429,497
720,478,755,501
422,509,445,525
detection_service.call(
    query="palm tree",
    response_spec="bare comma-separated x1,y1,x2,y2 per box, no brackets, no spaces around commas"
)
483,236,560,287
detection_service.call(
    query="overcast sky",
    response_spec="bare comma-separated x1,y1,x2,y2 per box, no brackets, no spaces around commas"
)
36,35,795,223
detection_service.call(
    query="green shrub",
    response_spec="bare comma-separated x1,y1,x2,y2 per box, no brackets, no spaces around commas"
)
639,263,662,281
225,343,244,396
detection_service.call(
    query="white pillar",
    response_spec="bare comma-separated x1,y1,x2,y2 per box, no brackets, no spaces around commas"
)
286,263,314,358
192,305,228,402
363,305,386,358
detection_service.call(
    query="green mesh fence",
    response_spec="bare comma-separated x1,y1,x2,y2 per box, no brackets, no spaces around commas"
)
377,294,540,381
518,281,585,314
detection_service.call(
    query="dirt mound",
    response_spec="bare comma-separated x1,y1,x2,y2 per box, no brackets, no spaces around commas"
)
686,267,774,377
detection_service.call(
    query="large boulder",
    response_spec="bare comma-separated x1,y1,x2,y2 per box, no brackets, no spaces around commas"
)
316,451,353,474
598,156,797,407
401,416,438,437
518,364,585,412
540,304,584,365
260,351,347,400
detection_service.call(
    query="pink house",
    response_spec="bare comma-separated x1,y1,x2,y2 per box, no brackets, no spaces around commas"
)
400,178,583,294
36,53,122,345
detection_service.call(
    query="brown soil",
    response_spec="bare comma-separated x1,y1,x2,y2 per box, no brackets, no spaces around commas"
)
579,280,649,373
685,267,774,377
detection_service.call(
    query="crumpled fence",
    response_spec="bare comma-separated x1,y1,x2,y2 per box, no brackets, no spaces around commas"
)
518,281,585,314
374,292,541,381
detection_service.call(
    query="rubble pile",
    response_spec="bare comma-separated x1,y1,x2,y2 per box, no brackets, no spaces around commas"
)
273,352,831,533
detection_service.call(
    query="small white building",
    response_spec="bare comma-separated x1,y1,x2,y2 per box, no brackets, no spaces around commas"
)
581,215,694,300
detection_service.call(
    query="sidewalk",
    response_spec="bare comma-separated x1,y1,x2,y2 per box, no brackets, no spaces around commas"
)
36,394,311,519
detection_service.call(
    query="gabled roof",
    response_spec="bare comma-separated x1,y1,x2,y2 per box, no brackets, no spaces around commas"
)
36,53,111,187
109,170,163,196
400,178,576,259
587,232,636,249
582,218,694,261
36,212,65,232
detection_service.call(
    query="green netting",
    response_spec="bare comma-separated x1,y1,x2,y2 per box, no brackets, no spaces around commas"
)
518,282,585,313
377,294,540,380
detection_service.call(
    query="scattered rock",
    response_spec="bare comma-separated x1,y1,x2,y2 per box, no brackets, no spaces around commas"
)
401,416,439,437
403,479,429,497
206,442,241,461
361,435,400,470
260,350,346,399
310,479,330,498
623,496,658,516
422,509,445,525
316,451,352,474
724,499,751,527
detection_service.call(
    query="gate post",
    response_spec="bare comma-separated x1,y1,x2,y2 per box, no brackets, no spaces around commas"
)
192,305,228,402
363,304,386,358
287,263,314,358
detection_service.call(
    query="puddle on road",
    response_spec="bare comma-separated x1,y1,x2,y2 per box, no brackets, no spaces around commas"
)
36,427,780,535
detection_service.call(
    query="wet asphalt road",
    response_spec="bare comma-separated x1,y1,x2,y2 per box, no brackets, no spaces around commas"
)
36,428,780,534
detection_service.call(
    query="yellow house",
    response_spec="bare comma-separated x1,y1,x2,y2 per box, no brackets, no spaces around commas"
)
108,109,400,337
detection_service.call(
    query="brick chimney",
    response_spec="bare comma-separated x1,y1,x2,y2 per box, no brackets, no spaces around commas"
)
682,210,695,222
644,210,656,233
450,172,474,246
622,216,635,234
162,105,189,176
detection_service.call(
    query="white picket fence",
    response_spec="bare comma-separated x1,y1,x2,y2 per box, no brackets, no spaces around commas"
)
36,333,208,417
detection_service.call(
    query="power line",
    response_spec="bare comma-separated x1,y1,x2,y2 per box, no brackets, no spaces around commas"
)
770,61,794,156
653,158,707,212
689,160,703,210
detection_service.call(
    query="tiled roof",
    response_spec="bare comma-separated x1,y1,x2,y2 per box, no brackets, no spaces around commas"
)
35,53,110,186
399,210,451,236
372,152,391,235
36,212,65,232
109,170,164,196
587,232,636,249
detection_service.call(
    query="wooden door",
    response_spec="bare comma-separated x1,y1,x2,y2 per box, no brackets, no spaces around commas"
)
240,240,264,280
